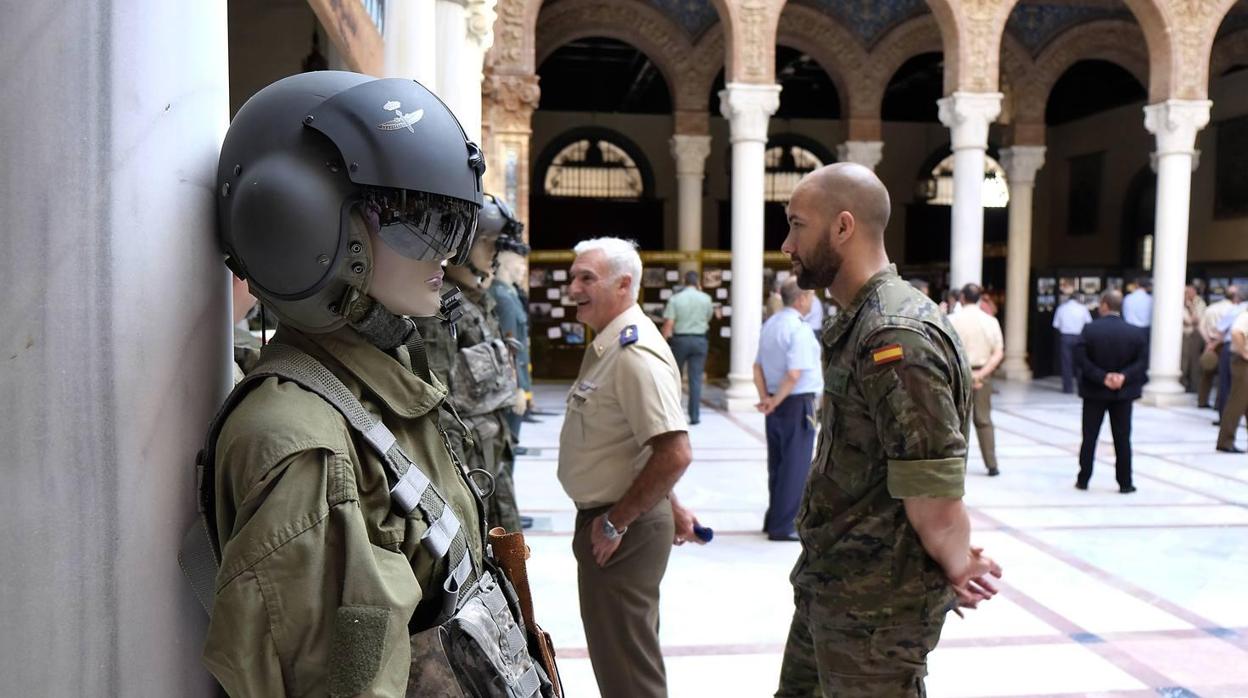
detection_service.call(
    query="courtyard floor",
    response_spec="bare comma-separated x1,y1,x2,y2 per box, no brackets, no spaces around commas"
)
513,377,1248,698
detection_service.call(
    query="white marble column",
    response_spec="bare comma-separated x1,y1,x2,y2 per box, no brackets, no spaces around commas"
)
670,134,712,270
435,0,469,113
720,83,781,411
457,0,497,144
938,92,1003,288
1,1,227,694
384,0,438,87
998,146,1047,381
836,140,884,170
1141,100,1212,405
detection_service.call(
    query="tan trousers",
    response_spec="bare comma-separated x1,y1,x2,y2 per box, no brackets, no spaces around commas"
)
1181,331,1204,392
573,499,674,698
1217,357,1248,450
972,375,999,472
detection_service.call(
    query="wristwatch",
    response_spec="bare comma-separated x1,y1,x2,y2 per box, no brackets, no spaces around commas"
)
601,511,628,541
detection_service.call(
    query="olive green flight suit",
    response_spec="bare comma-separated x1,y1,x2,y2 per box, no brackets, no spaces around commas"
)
777,266,972,698
204,324,485,697
413,281,522,532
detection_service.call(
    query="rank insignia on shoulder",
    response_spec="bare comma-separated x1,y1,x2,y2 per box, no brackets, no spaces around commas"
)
620,325,639,346
872,343,904,365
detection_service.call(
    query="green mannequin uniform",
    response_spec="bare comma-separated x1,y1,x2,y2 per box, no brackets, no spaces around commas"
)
414,280,522,532
204,324,485,697
777,266,971,698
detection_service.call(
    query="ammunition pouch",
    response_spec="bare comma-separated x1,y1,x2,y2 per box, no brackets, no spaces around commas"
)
450,337,518,417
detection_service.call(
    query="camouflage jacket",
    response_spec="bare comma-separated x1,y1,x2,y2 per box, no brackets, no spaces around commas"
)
794,265,971,627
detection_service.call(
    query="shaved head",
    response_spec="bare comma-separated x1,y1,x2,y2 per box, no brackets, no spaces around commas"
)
782,162,893,293
798,163,892,239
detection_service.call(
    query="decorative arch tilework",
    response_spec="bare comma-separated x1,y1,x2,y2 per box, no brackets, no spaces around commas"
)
645,0,719,40
1006,4,1134,57
791,0,928,48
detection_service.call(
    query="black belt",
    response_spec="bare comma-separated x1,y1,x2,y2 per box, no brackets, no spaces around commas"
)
673,333,705,337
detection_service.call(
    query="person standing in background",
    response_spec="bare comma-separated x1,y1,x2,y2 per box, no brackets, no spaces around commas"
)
1053,294,1093,394
949,283,1005,476
1182,283,1207,393
662,270,714,426
802,291,826,335
1215,306,1248,453
754,278,823,541
1122,277,1153,329
1198,286,1236,409
1214,289,1247,424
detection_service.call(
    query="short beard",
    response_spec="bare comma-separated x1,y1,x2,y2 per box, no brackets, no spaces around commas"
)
795,234,841,290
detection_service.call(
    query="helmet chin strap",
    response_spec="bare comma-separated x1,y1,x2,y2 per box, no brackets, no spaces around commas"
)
341,290,416,351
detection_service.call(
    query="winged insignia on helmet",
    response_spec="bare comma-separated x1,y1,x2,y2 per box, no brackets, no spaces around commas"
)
378,100,424,132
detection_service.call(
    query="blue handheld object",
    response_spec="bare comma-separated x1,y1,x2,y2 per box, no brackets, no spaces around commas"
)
693,523,714,543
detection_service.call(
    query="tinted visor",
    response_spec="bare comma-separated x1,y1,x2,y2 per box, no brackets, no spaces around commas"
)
364,188,479,264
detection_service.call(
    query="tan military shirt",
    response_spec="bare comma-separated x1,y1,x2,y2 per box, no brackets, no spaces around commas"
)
558,304,688,507
948,303,1003,369
205,325,485,697
795,266,969,627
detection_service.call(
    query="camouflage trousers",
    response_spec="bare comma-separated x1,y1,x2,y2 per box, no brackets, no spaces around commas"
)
775,592,945,697
461,411,522,533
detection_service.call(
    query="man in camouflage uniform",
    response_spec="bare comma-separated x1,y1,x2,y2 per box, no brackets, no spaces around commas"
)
414,194,523,532
775,163,1003,697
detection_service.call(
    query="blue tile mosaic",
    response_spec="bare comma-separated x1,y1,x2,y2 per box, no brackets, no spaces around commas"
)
1006,4,1134,57
793,0,928,47
1069,631,1105,644
1156,688,1201,698
1204,626,1240,639
646,0,719,40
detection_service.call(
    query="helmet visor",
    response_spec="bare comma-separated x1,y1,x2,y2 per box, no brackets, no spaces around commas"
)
364,189,479,264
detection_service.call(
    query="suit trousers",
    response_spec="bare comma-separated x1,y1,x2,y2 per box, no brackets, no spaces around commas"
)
1199,344,1221,408
669,335,708,423
573,499,674,698
1182,331,1204,392
1216,356,1248,450
972,376,998,472
1058,334,1081,394
1217,343,1233,415
764,394,817,538
1078,398,1134,489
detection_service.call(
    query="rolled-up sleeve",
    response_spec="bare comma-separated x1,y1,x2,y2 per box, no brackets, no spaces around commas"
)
858,326,968,499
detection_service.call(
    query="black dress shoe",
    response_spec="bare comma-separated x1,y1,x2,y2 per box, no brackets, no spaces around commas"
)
987,468,1000,477
513,446,529,456
1075,481,1089,491
768,533,800,542
689,419,700,425
1217,445,1244,453
1119,485,1137,494
522,413,542,423
520,516,534,530
1213,419,1222,426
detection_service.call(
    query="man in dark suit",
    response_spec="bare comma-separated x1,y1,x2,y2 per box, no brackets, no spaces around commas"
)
1073,290,1149,493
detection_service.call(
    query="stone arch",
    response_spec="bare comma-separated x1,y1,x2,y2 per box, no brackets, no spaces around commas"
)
997,32,1035,130
1212,28,1248,79
859,14,944,121
535,0,692,110
775,4,866,120
1012,20,1150,127
688,25,727,117
921,0,1020,93
1118,0,1237,101
488,0,545,75
708,0,786,84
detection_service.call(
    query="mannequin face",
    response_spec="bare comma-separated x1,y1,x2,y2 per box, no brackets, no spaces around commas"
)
367,225,446,317
496,251,526,285
469,236,497,276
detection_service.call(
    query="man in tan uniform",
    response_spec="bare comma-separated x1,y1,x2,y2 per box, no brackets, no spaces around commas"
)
558,237,703,698
949,283,1005,476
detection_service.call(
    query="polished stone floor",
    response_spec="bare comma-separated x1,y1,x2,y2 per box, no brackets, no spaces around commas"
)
513,377,1248,698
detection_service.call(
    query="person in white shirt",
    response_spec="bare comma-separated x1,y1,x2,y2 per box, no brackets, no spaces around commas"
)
1198,286,1236,409
949,283,1005,476
1053,295,1094,393
1122,278,1153,329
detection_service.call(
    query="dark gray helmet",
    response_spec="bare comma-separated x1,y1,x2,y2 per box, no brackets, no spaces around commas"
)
477,193,523,240
217,71,486,332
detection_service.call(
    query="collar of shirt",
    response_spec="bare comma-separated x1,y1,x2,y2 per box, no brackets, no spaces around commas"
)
591,303,646,358
824,264,898,345
274,324,447,419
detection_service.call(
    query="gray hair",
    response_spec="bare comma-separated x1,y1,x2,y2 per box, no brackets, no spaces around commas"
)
780,277,806,307
573,237,642,299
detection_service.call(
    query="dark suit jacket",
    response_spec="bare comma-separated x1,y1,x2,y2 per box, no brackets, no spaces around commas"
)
1074,314,1150,401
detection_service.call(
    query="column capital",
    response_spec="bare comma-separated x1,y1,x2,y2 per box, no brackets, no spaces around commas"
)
482,71,540,133
1144,100,1212,155
1150,150,1202,173
937,92,1003,150
999,145,1046,186
670,134,712,176
465,0,497,51
836,140,884,170
719,83,780,143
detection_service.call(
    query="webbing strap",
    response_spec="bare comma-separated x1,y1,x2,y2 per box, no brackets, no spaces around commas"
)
518,665,542,697
254,344,479,602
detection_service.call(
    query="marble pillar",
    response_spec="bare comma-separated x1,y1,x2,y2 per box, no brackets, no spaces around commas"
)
435,0,468,109
482,72,540,228
670,134,712,271
998,146,1047,381
938,92,1003,288
383,0,438,87
836,140,884,170
720,83,780,412
1141,100,1212,405
0,1,228,694
459,0,497,144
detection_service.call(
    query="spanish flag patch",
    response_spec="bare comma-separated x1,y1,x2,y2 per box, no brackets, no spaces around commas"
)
872,343,904,365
